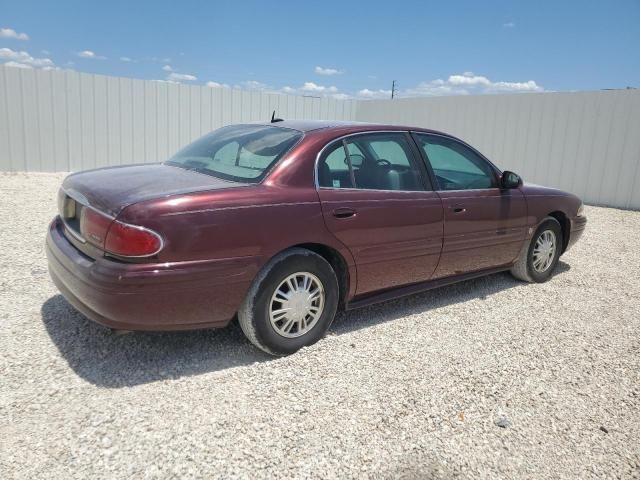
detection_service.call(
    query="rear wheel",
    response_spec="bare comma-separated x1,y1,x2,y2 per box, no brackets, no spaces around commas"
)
238,248,339,355
510,217,563,283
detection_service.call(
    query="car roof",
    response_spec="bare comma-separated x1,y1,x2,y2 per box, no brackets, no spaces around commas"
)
247,119,448,135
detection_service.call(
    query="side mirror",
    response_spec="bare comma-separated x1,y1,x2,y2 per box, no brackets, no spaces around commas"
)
501,170,522,189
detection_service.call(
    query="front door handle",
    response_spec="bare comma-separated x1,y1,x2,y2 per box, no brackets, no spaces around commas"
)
332,207,356,218
450,205,466,214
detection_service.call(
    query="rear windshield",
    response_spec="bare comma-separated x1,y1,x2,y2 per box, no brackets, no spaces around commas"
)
165,125,303,183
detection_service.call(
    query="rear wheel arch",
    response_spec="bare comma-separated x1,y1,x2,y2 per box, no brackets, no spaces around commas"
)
288,243,350,309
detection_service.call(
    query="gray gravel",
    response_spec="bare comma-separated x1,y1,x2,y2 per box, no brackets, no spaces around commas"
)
1,172,639,479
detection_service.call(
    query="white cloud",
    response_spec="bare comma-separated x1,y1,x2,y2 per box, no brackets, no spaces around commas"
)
0,47,54,68
4,61,33,69
503,22,516,28
301,82,322,91
0,27,29,41
395,72,543,98
315,66,343,76
119,56,133,62
279,82,344,97
357,88,393,99
77,50,105,59
162,64,172,72
447,72,491,86
239,80,269,90
301,81,338,93
489,80,543,92
152,79,180,84
404,81,465,97
206,81,230,88
147,56,172,63
167,72,197,82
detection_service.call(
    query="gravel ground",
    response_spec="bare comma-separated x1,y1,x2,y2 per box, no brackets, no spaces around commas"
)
1,172,639,479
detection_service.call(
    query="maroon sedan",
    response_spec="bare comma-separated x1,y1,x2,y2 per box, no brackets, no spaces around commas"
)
47,120,586,355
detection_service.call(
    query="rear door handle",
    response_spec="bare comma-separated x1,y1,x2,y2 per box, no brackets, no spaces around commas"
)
450,205,466,213
332,207,356,218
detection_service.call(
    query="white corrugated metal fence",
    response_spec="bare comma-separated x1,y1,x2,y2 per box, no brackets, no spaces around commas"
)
357,90,640,209
1,65,639,209
0,66,357,172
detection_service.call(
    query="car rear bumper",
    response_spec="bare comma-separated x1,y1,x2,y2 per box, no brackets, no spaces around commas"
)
46,216,257,331
566,215,587,251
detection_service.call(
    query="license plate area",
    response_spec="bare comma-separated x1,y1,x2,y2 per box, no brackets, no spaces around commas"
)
58,190,84,240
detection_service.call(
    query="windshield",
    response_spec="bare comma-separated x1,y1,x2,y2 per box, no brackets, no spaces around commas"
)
165,125,303,183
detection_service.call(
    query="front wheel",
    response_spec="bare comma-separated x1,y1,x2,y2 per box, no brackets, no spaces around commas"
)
510,217,563,283
238,248,339,355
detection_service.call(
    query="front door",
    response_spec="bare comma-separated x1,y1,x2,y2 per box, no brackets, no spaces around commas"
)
316,132,444,295
411,133,528,278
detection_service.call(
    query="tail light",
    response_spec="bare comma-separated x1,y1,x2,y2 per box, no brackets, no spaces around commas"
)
80,207,163,258
80,208,113,247
104,221,163,257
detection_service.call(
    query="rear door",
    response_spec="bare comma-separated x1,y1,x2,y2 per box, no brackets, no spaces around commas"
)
411,133,527,278
316,132,444,295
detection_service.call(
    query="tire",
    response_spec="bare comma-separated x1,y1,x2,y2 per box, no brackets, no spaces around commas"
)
238,248,339,356
510,217,563,283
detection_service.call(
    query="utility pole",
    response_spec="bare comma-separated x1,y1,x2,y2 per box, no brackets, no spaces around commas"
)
391,80,396,99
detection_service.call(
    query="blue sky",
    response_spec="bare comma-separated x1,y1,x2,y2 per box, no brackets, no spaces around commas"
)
1,0,638,98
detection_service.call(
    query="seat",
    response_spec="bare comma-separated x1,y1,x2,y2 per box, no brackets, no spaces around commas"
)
317,161,332,187
354,163,384,190
385,168,402,190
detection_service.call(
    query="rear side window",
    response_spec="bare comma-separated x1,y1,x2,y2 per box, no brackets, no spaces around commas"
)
317,133,426,191
413,134,497,190
320,143,354,188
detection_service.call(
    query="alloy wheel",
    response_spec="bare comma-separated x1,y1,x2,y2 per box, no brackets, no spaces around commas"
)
532,230,556,273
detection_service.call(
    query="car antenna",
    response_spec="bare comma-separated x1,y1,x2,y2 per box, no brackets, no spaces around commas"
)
271,110,284,123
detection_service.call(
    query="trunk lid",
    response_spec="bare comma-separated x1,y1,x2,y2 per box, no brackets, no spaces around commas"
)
61,163,247,216
58,163,248,257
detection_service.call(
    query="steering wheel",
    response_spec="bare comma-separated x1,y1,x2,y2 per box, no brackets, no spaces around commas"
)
376,159,392,167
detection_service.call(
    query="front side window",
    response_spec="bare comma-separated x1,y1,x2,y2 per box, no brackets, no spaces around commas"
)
413,134,497,190
317,133,426,191
166,125,303,183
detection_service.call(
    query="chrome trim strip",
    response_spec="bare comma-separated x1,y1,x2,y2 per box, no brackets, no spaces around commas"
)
319,198,442,205
61,218,87,243
317,186,433,194
63,187,90,207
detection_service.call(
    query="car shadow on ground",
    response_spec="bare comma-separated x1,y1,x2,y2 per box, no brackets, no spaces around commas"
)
42,262,570,388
